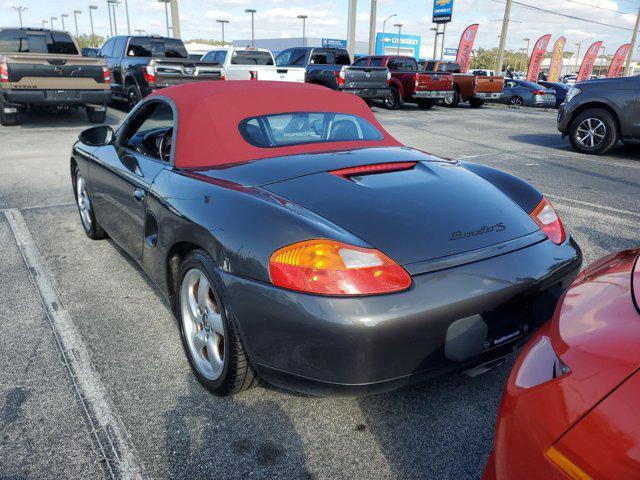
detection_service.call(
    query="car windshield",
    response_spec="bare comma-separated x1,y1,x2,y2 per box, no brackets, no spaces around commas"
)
0,29,78,54
239,112,384,148
231,50,274,65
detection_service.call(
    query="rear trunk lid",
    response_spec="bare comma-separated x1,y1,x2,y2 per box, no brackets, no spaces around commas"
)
261,158,541,269
416,71,454,91
150,58,224,84
476,76,504,94
2,53,108,90
343,66,390,89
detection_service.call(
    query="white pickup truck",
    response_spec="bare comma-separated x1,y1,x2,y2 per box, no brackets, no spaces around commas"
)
200,47,305,83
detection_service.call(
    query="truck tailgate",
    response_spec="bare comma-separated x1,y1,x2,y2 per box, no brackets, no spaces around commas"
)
254,67,305,83
344,66,389,88
2,53,108,90
476,76,504,94
151,58,224,85
416,72,453,91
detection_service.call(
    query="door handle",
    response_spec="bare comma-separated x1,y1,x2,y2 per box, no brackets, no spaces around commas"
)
134,189,146,203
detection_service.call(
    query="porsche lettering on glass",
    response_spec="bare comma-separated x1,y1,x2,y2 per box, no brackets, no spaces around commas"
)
71,81,582,397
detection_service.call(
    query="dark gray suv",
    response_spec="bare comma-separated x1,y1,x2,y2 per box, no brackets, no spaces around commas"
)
557,75,639,154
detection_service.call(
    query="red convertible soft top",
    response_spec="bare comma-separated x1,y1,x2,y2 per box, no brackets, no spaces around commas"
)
149,81,402,169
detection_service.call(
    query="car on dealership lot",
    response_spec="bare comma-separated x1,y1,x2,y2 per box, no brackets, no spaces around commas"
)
0,27,111,126
537,81,570,108
201,46,305,83
70,81,581,396
353,55,453,109
499,79,556,107
99,35,224,108
484,249,640,480
423,60,503,108
557,75,639,154
275,47,390,103
562,73,578,85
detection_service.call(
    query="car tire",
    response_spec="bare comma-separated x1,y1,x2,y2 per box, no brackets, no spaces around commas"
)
469,98,485,108
74,172,106,240
442,89,460,108
177,249,259,396
0,105,19,126
126,83,142,110
417,99,434,110
569,108,619,155
509,96,524,107
384,86,401,110
86,106,107,124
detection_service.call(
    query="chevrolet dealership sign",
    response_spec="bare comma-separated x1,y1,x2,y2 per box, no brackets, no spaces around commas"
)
433,0,454,23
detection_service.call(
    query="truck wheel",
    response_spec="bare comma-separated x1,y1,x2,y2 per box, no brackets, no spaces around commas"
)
86,106,107,124
469,98,485,108
384,86,401,110
126,83,142,110
569,108,619,155
417,99,434,110
0,105,19,126
442,90,460,108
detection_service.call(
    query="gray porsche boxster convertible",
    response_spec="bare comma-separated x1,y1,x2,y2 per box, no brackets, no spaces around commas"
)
71,81,581,396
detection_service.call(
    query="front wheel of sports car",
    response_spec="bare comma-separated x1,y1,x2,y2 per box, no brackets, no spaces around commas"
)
75,173,106,240
569,108,619,155
178,250,259,396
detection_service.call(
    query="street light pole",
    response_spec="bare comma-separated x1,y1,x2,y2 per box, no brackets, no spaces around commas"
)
158,0,170,36
496,0,512,73
394,23,402,56
574,37,592,74
624,3,640,76
368,0,377,55
522,37,530,74
382,13,397,38
297,15,308,47
50,16,57,29
12,6,28,28
245,9,257,47
216,19,229,43
347,0,357,59
42,19,48,29
73,10,82,38
170,0,181,38
89,5,97,44
124,0,130,35
61,13,68,32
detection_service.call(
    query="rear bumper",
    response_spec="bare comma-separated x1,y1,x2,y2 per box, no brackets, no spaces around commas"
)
219,237,582,396
528,96,556,107
475,92,502,100
413,90,454,100
1,89,111,107
339,86,390,100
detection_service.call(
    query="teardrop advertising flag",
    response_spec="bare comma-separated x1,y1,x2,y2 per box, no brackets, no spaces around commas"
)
607,43,631,78
456,24,479,73
527,34,552,82
548,36,566,82
577,41,603,82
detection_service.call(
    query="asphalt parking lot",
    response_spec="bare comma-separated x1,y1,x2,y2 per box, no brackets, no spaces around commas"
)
1,102,639,480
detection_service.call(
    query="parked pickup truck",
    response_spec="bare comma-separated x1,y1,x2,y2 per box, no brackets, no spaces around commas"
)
0,28,111,126
354,55,453,109
201,46,305,83
275,47,390,102
423,61,504,108
100,35,224,108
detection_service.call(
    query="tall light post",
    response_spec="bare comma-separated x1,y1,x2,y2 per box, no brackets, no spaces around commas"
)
394,23,402,56
107,0,119,36
297,15,308,47
245,9,257,47
368,0,377,55
170,0,180,38
381,13,397,56
624,3,640,76
158,0,171,37
124,0,130,35
134,29,145,35
89,5,97,44
42,19,48,29
61,13,69,31
574,37,592,74
347,0,356,59
50,16,57,29
522,38,530,73
73,10,82,38
216,19,229,43
12,6,28,27
496,0,512,73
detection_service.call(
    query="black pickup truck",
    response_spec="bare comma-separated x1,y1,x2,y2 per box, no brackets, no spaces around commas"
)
275,47,390,102
100,35,224,107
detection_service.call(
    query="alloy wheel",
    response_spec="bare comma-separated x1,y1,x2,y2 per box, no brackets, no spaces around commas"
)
510,97,523,106
576,118,606,149
180,269,225,381
76,175,92,231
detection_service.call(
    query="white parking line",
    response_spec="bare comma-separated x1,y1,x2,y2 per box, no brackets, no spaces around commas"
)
547,194,640,219
3,208,144,480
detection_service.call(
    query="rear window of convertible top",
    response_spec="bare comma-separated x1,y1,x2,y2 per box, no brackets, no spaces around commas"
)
238,112,384,148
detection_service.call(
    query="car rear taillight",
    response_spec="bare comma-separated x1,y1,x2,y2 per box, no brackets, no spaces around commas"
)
330,162,417,180
335,67,346,86
144,64,156,84
531,89,551,95
530,197,566,244
0,62,9,83
249,70,258,80
269,239,412,296
102,66,111,84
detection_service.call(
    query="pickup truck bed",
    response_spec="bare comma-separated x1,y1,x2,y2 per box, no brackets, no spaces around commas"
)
201,47,305,83
0,28,110,126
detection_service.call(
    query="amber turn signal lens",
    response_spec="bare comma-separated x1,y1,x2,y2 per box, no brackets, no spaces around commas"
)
546,447,592,480
269,239,412,296
530,197,566,245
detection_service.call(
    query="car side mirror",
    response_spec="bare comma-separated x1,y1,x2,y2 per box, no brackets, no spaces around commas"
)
79,125,114,147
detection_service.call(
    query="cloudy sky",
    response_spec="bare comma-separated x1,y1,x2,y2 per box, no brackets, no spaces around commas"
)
2,0,639,56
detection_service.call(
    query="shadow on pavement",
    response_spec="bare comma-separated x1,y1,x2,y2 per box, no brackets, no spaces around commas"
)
4,107,120,129
509,133,568,149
